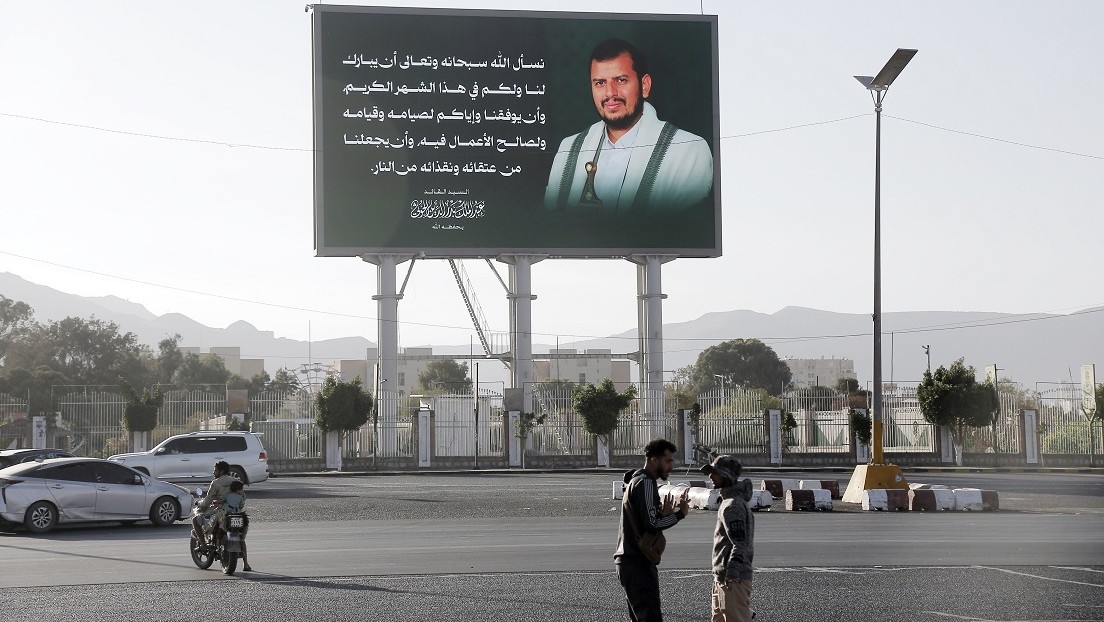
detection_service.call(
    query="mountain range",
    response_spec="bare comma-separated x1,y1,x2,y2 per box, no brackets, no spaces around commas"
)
2,271,1100,386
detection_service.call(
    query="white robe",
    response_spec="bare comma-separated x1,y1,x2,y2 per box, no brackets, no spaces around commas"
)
543,102,713,213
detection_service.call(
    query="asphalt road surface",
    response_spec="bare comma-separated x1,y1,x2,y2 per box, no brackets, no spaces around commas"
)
1,471,1101,621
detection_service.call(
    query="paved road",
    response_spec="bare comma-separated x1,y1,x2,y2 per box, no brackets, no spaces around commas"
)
1,472,1101,621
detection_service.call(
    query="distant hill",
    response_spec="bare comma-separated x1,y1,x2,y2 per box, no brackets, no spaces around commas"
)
0,272,376,374
3,271,1100,385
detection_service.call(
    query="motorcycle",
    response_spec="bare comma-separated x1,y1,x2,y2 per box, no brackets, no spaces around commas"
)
188,488,248,576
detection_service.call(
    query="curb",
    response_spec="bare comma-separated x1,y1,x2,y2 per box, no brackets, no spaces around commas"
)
267,465,1104,478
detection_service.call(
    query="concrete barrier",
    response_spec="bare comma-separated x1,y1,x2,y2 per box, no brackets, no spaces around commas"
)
761,479,798,500
799,479,841,500
687,487,722,511
908,482,949,490
908,488,955,511
953,488,999,511
785,488,833,511
750,489,774,512
862,488,910,511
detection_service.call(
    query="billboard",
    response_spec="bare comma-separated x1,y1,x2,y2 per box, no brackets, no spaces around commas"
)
312,5,720,258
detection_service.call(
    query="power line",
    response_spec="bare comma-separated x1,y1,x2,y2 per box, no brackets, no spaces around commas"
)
887,115,1104,160
6,109,1102,162
1,110,866,155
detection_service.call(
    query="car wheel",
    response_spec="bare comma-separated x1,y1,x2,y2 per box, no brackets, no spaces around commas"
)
24,501,58,534
149,496,179,526
229,466,248,485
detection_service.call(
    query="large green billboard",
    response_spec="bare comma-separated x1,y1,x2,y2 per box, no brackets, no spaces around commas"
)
313,5,720,257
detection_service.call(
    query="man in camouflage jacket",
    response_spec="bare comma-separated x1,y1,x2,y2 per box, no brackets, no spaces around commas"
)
702,455,755,622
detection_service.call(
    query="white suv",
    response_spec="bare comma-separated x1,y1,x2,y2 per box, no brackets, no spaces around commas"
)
109,432,269,485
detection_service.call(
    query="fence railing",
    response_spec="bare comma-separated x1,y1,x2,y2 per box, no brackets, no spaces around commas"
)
5,380,1100,464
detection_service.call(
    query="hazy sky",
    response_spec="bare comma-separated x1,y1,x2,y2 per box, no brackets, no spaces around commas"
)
2,1,1101,354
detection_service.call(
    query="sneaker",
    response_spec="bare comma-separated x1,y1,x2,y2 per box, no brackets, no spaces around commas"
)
750,607,756,619
243,565,253,572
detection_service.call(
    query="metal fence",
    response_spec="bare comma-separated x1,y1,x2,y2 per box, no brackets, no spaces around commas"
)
248,389,319,460
531,388,591,456
696,388,764,454
46,385,227,458
0,391,29,450
424,392,505,457
1037,383,1103,455
8,379,1101,464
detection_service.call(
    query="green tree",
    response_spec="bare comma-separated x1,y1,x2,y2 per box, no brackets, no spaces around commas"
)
3,315,155,388
315,376,373,439
0,366,69,415
573,378,636,439
849,408,873,446
0,295,35,366
156,335,185,384
917,358,999,465
418,359,472,393
172,352,231,387
691,339,792,394
514,411,547,469
3,316,154,388
119,378,164,433
266,368,302,393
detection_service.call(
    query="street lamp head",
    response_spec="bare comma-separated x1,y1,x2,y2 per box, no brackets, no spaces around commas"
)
857,48,918,91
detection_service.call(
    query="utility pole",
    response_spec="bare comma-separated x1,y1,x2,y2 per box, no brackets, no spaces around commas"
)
922,345,931,374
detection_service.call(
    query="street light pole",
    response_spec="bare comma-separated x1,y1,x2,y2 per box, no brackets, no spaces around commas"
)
843,48,918,502
923,345,931,374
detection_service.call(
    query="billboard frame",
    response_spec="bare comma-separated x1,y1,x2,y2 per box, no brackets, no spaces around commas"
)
311,4,722,259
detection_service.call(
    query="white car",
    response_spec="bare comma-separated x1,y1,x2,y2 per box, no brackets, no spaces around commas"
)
109,431,269,485
0,457,192,534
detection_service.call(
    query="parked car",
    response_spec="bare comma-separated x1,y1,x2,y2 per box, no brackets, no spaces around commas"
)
0,449,75,469
0,457,192,534
108,431,269,485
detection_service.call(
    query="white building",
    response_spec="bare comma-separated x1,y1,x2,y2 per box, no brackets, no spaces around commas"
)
784,357,857,390
533,348,632,391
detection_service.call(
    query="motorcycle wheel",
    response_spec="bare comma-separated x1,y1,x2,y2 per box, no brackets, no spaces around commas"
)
220,546,238,576
190,533,215,569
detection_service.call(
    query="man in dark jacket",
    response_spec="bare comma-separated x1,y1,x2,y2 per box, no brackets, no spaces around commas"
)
702,455,755,621
614,438,689,621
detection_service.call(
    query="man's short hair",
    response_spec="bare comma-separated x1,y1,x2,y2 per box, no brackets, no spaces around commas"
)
590,38,648,77
643,438,677,458
215,460,231,474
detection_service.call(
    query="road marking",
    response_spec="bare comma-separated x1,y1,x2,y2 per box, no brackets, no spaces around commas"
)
1051,566,1104,574
924,613,1099,621
975,565,1104,588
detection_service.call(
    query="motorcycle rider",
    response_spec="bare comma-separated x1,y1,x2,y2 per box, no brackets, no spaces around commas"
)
192,460,234,547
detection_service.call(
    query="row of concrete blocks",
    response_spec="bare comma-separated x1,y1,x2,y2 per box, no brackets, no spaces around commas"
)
862,487,1000,511
760,479,841,501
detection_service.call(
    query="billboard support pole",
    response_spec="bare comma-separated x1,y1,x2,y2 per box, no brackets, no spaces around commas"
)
630,255,675,438
501,255,544,416
364,253,411,457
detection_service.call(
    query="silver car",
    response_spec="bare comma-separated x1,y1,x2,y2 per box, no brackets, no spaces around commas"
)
0,457,193,534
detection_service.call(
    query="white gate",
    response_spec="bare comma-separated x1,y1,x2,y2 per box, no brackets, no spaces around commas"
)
417,410,431,467
768,409,782,465
507,411,521,467
1023,409,1040,464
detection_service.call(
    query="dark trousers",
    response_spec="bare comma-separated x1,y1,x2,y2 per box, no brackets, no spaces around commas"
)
616,558,663,622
